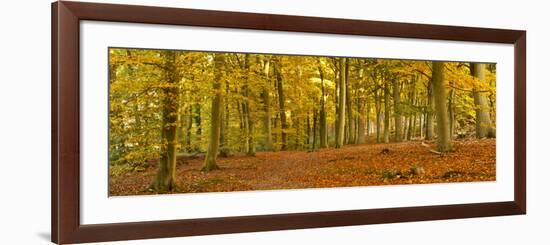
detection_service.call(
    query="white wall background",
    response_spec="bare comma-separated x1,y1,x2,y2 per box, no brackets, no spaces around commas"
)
0,0,547,244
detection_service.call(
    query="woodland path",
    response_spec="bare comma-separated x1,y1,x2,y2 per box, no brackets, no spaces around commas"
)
109,138,496,196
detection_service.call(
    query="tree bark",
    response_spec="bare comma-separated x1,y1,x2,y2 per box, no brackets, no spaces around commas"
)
470,63,492,138
153,50,179,192
185,106,192,152
262,58,273,151
357,102,366,144
243,54,256,156
345,59,354,144
448,82,455,139
426,81,434,140
393,77,402,142
202,53,224,171
383,79,390,143
312,110,318,150
318,65,328,148
375,83,381,143
335,58,347,148
194,103,202,141
432,61,452,152
274,59,287,150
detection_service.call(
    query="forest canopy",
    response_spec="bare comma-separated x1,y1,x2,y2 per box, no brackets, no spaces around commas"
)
108,48,496,195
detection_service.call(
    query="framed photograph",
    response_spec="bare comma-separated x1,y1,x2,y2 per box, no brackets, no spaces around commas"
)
52,1,526,244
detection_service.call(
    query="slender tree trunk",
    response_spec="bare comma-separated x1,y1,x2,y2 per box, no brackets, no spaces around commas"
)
426,81,434,140
419,101,423,139
470,63,492,138
274,59,287,150
432,61,452,152
357,103,366,144
408,114,414,140
306,112,311,146
242,101,250,152
245,102,255,155
383,80,390,143
335,65,340,147
202,54,224,171
243,54,256,156
407,79,416,141
153,51,179,192
345,59,354,144
393,78,402,142
236,100,243,130
262,59,273,150
366,101,371,139
375,86,381,143
318,65,328,148
448,82,455,139
312,110,318,150
185,106,192,152
335,58,347,148
220,83,229,150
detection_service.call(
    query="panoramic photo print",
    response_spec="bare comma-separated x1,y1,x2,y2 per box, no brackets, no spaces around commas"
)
108,48,497,196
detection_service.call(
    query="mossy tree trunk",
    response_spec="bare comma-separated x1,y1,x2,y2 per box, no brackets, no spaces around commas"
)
202,53,225,171
432,61,452,152
153,50,180,192
470,63,492,138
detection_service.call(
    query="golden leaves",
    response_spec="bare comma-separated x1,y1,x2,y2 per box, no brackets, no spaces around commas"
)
109,139,496,196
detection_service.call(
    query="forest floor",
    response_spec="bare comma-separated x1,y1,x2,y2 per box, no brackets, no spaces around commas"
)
109,138,496,196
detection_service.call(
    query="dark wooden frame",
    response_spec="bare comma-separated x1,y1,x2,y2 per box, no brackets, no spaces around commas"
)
52,1,526,244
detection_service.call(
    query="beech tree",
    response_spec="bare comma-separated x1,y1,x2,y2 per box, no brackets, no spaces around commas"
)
470,63,493,138
153,50,180,191
335,58,346,148
432,61,452,152
202,53,224,171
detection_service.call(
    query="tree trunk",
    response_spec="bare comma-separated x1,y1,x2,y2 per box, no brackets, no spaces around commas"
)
366,101,371,139
185,106,192,152
262,58,273,151
274,59,287,150
312,110,318,150
432,61,452,152
375,85,381,143
220,83,229,150
306,112,311,146
202,54,224,171
194,104,202,142
243,54,256,156
345,59,354,144
357,104,366,144
318,65,328,148
383,80,390,143
448,83,455,139
407,79,416,141
335,58,347,148
153,51,179,192
470,63,492,138
426,81,434,140
393,78,402,142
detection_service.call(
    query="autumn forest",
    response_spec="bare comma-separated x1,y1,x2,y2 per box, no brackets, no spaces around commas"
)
109,48,497,196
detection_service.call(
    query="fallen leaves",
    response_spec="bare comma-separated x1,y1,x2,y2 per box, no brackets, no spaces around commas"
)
109,138,496,196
